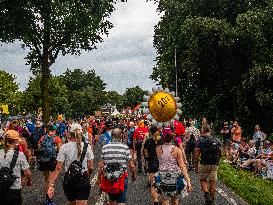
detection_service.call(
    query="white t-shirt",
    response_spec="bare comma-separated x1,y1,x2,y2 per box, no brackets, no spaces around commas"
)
0,149,30,189
57,142,94,172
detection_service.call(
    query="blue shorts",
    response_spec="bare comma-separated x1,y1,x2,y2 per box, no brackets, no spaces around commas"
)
108,177,128,203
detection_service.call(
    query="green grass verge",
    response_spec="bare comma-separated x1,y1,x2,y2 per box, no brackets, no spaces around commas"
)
218,161,273,205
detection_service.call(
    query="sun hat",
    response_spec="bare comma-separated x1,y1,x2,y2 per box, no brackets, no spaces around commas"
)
5,130,20,140
70,123,83,133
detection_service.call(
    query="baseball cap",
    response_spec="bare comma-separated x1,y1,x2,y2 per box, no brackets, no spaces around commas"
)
138,121,144,127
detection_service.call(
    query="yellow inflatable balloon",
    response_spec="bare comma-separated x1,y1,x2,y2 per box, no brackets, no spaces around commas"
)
148,91,177,122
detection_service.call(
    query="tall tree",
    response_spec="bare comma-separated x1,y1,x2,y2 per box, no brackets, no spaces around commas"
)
123,86,147,108
0,0,124,123
152,0,273,132
61,68,106,117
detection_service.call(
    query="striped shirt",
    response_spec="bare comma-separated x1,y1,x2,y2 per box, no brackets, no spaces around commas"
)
101,142,132,167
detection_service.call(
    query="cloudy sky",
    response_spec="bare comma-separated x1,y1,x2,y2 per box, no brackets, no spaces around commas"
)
0,0,160,94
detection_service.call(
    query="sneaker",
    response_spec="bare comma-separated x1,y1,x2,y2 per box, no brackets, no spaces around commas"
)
45,194,55,205
204,192,213,205
223,159,230,163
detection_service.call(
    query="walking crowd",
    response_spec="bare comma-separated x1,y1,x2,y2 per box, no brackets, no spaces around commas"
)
0,114,271,205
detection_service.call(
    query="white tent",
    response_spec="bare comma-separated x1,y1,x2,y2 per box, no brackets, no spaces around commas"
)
111,108,120,116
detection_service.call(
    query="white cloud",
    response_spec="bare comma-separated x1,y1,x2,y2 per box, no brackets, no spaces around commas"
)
0,0,160,94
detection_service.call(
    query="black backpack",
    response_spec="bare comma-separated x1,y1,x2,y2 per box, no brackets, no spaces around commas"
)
0,149,19,194
63,143,88,186
200,136,221,165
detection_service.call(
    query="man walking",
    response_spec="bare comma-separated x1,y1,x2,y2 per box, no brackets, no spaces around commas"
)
195,126,221,205
133,121,148,173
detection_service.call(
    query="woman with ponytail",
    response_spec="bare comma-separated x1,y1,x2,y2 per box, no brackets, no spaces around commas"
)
48,123,94,205
0,130,32,205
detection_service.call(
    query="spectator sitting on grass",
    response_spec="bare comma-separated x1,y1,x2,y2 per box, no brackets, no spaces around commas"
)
240,141,272,175
225,142,239,163
246,140,256,159
255,142,273,173
231,138,250,165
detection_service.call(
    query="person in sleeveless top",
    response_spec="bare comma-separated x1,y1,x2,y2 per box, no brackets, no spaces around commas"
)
156,133,192,205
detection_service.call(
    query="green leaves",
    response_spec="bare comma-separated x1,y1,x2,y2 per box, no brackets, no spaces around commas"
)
152,0,273,133
0,70,19,105
123,86,148,108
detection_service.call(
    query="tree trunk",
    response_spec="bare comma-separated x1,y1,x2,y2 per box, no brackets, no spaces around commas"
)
41,49,51,124
41,8,51,124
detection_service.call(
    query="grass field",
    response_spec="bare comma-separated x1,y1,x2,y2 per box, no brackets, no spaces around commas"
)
218,161,273,205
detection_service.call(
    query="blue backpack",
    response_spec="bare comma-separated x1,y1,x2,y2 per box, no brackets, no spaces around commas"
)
99,132,112,146
26,122,35,135
127,128,135,146
34,127,44,143
37,135,56,162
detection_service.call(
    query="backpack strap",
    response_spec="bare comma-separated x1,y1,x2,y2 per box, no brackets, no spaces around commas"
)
79,143,88,165
9,148,19,170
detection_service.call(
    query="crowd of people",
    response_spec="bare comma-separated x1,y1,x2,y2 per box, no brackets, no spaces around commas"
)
0,115,271,205
221,121,273,179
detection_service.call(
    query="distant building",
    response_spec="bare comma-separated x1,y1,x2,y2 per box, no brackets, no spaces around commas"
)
101,103,116,115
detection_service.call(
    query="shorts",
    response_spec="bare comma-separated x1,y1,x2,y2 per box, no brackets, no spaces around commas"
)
108,177,128,203
127,143,133,150
63,173,91,202
0,189,22,205
199,165,218,181
38,159,57,172
146,161,159,173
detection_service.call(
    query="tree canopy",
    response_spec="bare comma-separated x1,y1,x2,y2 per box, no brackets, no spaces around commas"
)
123,86,147,108
0,69,19,105
152,0,273,134
0,0,125,123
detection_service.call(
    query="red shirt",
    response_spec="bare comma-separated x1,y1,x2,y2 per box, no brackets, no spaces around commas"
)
133,127,148,141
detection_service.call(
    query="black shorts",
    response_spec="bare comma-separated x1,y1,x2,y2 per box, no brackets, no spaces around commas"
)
0,189,22,205
38,159,57,172
146,161,159,173
127,143,133,149
63,173,91,202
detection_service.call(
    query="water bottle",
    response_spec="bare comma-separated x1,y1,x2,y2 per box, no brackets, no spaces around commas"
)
154,173,161,188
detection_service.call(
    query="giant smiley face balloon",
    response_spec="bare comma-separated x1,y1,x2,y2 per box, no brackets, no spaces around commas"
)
142,87,182,128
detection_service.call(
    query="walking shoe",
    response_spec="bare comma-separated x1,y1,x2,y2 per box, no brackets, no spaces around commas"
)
204,192,213,205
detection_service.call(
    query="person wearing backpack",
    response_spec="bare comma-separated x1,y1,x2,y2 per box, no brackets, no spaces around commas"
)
126,121,135,152
0,130,32,205
195,126,222,205
99,126,112,146
155,132,192,205
37,123,62,201
143,126,162,205
98,128,136,205
185,134,197,171
48,123,94,205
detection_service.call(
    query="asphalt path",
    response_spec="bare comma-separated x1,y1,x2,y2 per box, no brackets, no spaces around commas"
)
22,146,248,205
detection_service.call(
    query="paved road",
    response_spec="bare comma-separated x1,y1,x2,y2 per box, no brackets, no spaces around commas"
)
22,146,248,205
